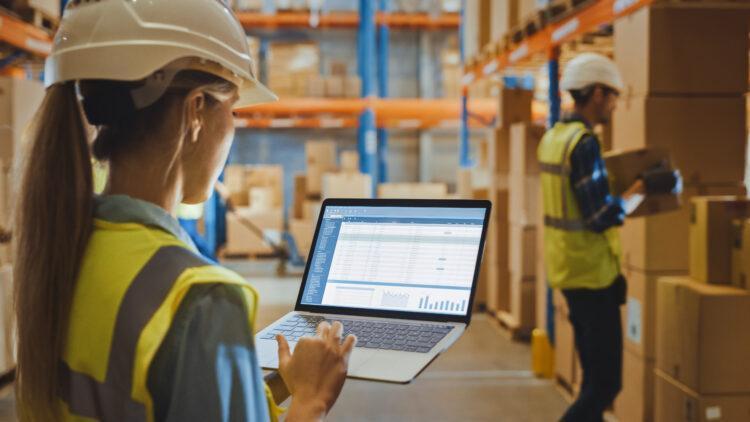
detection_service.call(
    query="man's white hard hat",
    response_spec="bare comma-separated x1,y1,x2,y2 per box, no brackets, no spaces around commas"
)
560,52,624,92
44,0,277,109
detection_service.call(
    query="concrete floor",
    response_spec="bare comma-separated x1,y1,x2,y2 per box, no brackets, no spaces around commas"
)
231,260,569,422
0,260,570,421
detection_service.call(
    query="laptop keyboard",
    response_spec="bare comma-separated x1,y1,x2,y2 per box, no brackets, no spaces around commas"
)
259,314,453,353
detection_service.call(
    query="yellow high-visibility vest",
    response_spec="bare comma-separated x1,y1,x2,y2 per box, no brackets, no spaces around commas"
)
537,121,620,290
58,219,282,421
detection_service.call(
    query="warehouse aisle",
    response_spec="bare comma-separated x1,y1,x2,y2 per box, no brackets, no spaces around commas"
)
229,261,569,422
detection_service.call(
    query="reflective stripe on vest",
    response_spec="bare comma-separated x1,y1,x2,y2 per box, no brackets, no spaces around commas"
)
59,246,209,420
540,127,587,232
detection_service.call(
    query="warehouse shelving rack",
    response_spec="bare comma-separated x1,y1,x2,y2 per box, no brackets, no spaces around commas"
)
458,0,660,342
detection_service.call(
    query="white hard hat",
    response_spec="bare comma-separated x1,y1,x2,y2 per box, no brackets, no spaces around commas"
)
560,53,624,92
44,0,277,109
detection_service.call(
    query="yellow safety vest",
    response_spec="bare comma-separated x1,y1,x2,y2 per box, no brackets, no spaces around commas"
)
58,219,282,421
537,121,621,290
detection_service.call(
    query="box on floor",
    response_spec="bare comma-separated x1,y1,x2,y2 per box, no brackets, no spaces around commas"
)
614,5,749,96
655,370,750,422
615,349,655,422
612,95,746,185
620,184,746,272
689,196,750,284
621,266,686,361
486,190,510,312
225,207,284,255
656,276,750,395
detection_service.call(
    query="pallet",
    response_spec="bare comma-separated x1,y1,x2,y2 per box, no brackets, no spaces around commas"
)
494,310,533,342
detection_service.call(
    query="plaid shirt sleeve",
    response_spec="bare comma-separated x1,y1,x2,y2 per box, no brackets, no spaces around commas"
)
568,135,625,233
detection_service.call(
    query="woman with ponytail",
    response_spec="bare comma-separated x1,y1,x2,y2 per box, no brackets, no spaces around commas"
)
14,1,355,421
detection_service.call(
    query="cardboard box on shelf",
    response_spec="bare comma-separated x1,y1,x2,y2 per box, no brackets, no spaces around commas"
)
615,349,656,422
621,184,746,272
604,147,680,218
324,75,345,98
689,197,750,285
456,168,473,199
612,95,746,185
267,42,320,97
614,5,749,96
554,308,577,388
292,173,307,219
0,77,45,168
509,223,535,278
621,266,686,360
509,175,539,226
486,190,510,312
655,370,750,422
490,0,519,42
289,218,315,259
306,74,326,97
303,200,322,222
225,207,284,255
322,172,373,199
498,89,534,129
731,219,750,290
656,276,750,394
343,76,361,99
463,0,492,60
489,127,511,175
340,151,359,173
509,122,543,176
377,183,448,199
306,141,337,196
248,187,275,211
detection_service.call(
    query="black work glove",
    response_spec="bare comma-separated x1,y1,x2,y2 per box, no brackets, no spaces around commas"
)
640,163,681,195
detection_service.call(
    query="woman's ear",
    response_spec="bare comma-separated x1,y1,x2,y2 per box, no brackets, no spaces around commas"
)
186,91,206,143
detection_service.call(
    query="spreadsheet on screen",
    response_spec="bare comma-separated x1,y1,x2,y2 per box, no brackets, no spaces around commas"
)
300,205,486,316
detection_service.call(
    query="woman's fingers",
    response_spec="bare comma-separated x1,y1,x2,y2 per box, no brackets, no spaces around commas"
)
317,320,331,339
342,334,357,354
330,321,343,344
276,334,291,367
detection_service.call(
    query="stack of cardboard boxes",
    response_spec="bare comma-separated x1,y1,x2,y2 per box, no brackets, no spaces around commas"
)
651,196,750,421
611,5,749,421
289,142,374,259
503,122,543,334
224,165,285,256
482,88,533,325
267,42,320,98
308,61,361,99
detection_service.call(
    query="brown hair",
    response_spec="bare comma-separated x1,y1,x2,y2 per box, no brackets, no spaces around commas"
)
13,71,235,420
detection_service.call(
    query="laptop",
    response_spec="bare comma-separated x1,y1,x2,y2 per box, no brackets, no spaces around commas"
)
256,198,491,383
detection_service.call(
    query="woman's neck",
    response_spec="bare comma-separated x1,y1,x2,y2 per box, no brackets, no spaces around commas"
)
104,154,183,216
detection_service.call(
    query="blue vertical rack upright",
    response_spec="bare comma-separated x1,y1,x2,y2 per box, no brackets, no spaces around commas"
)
546,46,562,343
376,0,390,183
358,0,378,190
458,0,470,168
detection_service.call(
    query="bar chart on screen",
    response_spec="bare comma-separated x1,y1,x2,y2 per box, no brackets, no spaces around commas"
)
418,296,467,313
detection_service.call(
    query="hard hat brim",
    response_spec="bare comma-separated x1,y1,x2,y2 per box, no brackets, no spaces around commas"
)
236,77,278,109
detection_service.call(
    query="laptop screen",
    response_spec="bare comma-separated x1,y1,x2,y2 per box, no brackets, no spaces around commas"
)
298,204,487,317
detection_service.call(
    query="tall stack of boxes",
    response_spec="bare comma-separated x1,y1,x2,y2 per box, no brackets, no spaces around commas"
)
505,122,543,334
224,165,285,256
484,88,533,323
652,196,750,421
289,143,374,259
267,42,320,98
612,5,749,421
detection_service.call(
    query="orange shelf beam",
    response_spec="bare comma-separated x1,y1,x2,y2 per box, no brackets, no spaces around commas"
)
462,0,657,85
0,10,52,57
237,11,459,29
234,98,496,129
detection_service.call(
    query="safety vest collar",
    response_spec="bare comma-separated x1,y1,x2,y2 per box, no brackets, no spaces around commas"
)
59,245,211,420
95,194,196,251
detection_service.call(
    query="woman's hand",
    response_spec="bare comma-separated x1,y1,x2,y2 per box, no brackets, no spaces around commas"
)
277,321,357,420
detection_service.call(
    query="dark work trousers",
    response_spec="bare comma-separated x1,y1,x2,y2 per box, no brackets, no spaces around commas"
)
560,275,627,422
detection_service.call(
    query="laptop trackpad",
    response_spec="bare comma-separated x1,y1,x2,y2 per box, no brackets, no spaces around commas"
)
259,341,377,372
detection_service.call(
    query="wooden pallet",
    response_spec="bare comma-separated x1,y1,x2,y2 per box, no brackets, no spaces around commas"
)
494,310,533,342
